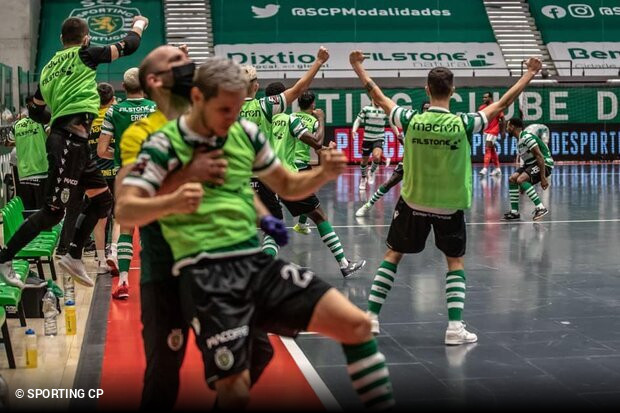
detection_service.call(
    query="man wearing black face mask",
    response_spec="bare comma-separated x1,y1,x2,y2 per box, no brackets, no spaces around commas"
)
118,45,230,409
0,15,149,288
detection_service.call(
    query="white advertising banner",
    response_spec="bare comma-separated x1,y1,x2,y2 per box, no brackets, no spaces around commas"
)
547,42,620,76
214,42,509,78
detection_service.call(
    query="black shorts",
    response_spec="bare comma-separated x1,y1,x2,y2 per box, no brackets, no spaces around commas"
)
179,253,332,386
46,127,108,210
362,139,384,157
252,177,319,217
386,197,466,257
516,164,552,185
251,178,283,219
280,194,320,217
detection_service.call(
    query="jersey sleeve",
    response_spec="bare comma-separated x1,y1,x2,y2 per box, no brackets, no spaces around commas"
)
289,115,308,140
239,118,280,176
390,106,417,132
259,93,287,122
523,133,539,150
460,112,488,139
101,106,115,135
356,108,365,124
311,120,319,134
122,131,180,196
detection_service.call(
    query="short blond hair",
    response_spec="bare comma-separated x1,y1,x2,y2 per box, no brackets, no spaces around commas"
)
195,58,248,101
123,67,142,93
242,65,257,83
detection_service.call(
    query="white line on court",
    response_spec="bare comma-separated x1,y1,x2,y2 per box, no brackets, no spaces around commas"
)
280,337,342,411
286,218,620,229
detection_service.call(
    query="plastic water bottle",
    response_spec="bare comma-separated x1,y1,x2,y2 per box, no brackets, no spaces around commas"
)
63,272,75,304
65,300,77,336
42,288,58,336
25,329,37,368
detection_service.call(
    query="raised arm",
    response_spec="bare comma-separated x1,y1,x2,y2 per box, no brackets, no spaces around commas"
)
480,58,542,122
282,47,330,105
349,51,396,115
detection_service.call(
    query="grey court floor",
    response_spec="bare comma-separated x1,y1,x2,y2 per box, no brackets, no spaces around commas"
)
277,163,620,410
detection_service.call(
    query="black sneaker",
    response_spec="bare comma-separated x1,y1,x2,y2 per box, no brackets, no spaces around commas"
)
55,247,67,257
341,260,366,279
83,239,96,256
532,207,549,221
23,274,47,289
503,211,521,221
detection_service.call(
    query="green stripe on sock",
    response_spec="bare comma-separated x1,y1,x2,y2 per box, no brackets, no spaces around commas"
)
368,261,397,314
117,234,133,273
298,215,308,225
317,221,347,263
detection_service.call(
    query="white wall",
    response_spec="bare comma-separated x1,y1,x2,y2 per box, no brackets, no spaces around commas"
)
0,0,40,109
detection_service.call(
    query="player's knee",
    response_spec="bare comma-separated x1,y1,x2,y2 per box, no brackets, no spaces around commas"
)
347,312,373,343
87,190,113,219
216,375,251,409
372,153,381,163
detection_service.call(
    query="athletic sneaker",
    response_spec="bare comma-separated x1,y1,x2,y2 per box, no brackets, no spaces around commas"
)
106,256,120,277
491,168,502,176
358,177,368,190
445,321,478,345
83,239,96,256
97,262,111,275
368,311,380,335
341,259,366,279
55,247,67,257
292,223,311,235
58,255,94,287
479,168,488,176
23,274,47,289
503,211,521,221
368,170,376,185
0,260,25,289
112,281,129,300
355,203,372,217
532,207,549,221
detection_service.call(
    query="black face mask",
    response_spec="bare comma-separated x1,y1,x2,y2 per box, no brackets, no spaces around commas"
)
170,62,196,100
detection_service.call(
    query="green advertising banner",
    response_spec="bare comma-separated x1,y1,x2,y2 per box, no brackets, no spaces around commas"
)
281,87,620,126
36,0,164,82
211,0,496,44
529,0,620,42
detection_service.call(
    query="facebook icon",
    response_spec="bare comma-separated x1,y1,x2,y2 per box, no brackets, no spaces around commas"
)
541,5,567,19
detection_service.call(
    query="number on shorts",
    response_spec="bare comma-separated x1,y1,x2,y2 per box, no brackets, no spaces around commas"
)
280,264,313,288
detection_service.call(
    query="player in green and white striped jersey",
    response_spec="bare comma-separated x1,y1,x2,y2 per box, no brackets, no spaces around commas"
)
352,100,400,189
504,118,554,221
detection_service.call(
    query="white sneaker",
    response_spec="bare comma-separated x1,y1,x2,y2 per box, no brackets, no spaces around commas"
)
97,262,111,275
58,255,94,287
445,321,478,345
0,260,25,289
491,168,502,176
358,177,368,190
368,170,376,185
367,312,380,335
479,168,488,176
355,203,372,217
106,255,120,277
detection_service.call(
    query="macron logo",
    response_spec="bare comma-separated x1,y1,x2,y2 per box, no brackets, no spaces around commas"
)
252,4,280,18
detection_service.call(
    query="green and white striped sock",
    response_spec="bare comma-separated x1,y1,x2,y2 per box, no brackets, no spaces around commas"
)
298,215,308,225
117,233,133,284
509,181,520,212
360,164,368,177
368,261,397,315
368,186,388,206
343,339,395,410
261,234,278,257
521,181,542,207
370,161,378,173
446,270,466,321
317,221,348,268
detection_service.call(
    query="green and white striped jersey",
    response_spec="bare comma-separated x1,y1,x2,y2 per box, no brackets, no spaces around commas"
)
356,105,390,141
518,131,554,168
272,113,308,172
123,116,279,274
